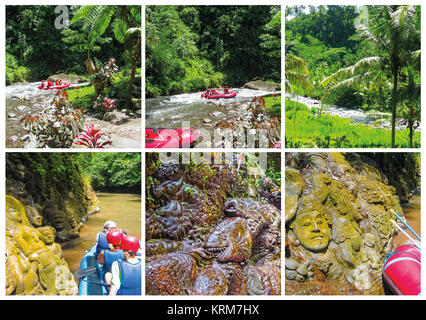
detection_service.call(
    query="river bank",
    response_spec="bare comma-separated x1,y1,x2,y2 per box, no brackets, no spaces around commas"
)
6,81,141,148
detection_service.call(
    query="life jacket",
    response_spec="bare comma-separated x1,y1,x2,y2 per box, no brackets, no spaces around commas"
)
103,249,125,272
117,258,141,296
95,232,109,256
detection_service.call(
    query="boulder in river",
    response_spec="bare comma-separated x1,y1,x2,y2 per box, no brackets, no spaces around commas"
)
243,80,280,91
48,73,87,84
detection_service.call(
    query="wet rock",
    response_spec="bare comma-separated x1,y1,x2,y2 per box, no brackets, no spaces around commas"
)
243,80,280,91
103,110,130,125
8,136,18,144
48,73,86,84
212,111,224,118
8,112,17,118
16,105,28,112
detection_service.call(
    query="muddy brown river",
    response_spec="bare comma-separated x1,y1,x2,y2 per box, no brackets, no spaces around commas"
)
394,193,421,247
61,192,141,275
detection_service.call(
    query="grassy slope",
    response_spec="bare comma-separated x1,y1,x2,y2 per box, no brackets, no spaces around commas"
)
285,99,420,148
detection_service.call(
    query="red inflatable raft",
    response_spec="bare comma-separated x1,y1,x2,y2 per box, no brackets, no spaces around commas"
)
201,92,237,99
37,80,71,90
383,244,421,295
146,127,200,148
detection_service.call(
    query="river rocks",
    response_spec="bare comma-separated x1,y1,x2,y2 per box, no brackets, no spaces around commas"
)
6,195,78,295
285,152,409,295
244,80,280,91
103,110,130,125
16,105,28,112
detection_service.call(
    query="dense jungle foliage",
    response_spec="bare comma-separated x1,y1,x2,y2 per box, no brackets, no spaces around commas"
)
6,5,141,101
77,153,141,193
285,5,421,148
146,5,281,97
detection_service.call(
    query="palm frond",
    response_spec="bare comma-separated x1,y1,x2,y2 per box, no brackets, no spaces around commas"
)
322,72,374,104
70,5,94,24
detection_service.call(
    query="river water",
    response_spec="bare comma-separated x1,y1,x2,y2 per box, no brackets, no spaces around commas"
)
146,88,279,131
286,94,421,131
394,193,421,248
61,192,141,275
6,82,141,148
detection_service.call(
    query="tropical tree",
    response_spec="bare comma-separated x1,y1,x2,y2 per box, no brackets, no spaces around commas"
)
320,5,420,147
285,53,310,94
71,5,141,108
398,67,420,147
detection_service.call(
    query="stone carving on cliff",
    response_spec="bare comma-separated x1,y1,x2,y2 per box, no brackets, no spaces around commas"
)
285,152,406,295
145,155,281,295
6,195,78,296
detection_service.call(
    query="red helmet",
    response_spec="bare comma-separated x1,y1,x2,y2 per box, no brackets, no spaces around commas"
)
121,235,140,252
106,228,123,246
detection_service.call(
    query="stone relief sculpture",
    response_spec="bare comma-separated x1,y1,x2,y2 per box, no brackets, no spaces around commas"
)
145,154,281,295
285,152,413,295
6,195,78,295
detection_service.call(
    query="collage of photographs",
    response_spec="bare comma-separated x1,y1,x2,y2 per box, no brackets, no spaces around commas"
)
2,2,423,303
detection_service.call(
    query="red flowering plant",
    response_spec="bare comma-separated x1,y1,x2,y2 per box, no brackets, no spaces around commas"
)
93,96,116,117
74,124,112,148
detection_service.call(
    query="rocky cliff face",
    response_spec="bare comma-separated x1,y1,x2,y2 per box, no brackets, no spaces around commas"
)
5,153,99,295
285,152,417,295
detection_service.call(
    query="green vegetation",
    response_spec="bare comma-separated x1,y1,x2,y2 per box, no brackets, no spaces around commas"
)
146,5,281,97
6,5,141,109
285,5,420,148
77,153,141,192
264,94,281,118
6,53,30,84
285,99,420,148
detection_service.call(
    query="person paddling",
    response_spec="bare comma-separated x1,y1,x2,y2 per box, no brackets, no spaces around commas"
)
224,86,230,94
108,235,141,296
95,220,116,257
98,228,125,272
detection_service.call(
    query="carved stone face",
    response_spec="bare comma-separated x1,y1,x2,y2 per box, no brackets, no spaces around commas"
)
358,178,384,204
294,210,330,252
38,226,56,245
25,206,42,227
203,218,252,263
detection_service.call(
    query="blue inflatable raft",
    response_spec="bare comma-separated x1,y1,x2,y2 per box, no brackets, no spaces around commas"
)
78,244,109,296
78,242,143,295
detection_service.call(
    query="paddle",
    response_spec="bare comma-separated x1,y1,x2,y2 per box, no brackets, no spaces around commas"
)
391,209,421,241
74,267,97,279
390,219,421,248
79,279,110,287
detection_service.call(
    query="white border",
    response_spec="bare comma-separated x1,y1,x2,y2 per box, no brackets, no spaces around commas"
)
1,1,424,302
